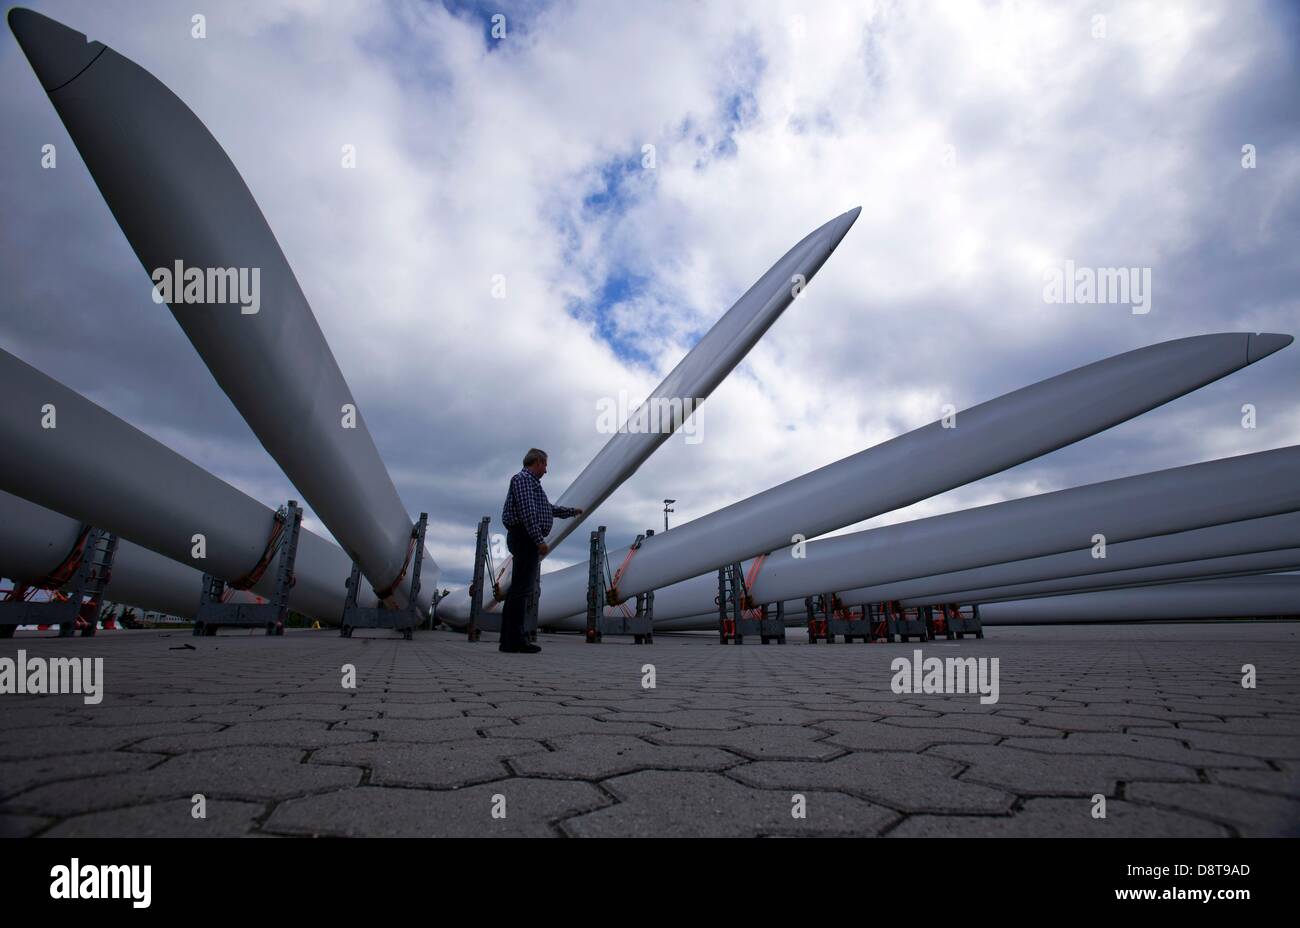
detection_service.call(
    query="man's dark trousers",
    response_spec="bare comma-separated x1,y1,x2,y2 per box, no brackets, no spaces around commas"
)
501,524,539,650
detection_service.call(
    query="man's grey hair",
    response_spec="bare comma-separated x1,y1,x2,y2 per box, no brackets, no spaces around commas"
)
523,448,548,467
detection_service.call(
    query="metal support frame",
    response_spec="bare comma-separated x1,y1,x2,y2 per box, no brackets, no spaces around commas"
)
194,501,303,637
463,517,543,644
0,527,119,638
881,600,932,643
428,588,443,630
937,602,984,639
757,600,787,644
806,597,905,645
586,526,654,643
718,562,784,644
717,562,741,643
340,512,428,640
466,516,491,641
866,602,892,642
804,593,835,643
820,593,872,643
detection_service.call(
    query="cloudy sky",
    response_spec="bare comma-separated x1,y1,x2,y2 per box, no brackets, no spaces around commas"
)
2,0,1297,590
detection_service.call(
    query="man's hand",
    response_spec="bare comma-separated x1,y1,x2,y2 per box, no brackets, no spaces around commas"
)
538,543,550,556
574,508,584,516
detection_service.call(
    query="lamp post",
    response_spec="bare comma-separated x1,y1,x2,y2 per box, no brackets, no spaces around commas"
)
663,499,676,533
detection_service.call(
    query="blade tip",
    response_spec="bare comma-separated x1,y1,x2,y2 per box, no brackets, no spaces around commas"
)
8,6,103,92
1247,332,1293,364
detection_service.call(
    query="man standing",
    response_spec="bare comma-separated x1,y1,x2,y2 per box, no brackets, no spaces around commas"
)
499,448,583,653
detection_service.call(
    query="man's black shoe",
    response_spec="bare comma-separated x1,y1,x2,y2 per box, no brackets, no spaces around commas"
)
518,644,542,654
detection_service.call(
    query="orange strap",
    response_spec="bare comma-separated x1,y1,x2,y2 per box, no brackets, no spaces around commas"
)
741,554,768,618
491,559,510,603
608,544,638,601
375,527,419,604
228,511,286,591
38,525,91,590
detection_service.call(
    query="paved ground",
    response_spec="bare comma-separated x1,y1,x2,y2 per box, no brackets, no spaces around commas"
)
1,623,1298,837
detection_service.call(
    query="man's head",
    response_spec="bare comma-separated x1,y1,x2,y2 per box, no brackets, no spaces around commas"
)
523,448,548,477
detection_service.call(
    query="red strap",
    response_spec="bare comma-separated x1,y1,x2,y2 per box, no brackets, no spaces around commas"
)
608,544,638,601
227,510,286,591
374,527,419,604
741,554,768,619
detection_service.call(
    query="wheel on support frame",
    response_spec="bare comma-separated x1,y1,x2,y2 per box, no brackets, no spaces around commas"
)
402,627,414,640
975,630,984,639
633,635,643,644
82,625,96,638
340,625,352,638
0,625,15,639
646,634,654,644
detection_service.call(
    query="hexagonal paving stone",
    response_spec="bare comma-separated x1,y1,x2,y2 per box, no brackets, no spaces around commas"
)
648,724,846,760
1125,782,1300,837
730,752,1014,814
889,799,1230,837
264,780,607,837
44,798,267,837
0,722,224,759
332,716,513,742
1125,726,1300,760
818,719,1001,753
487,715,663,740
0,813,52,837
310,737,548,788
511,734,738,779
925,743,1199,796
0,750,163,799
2,746,359,817
563,770,898,837
1208,764,1300,796
595,709,745,730
128,720,372,753
998,732,1268,768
